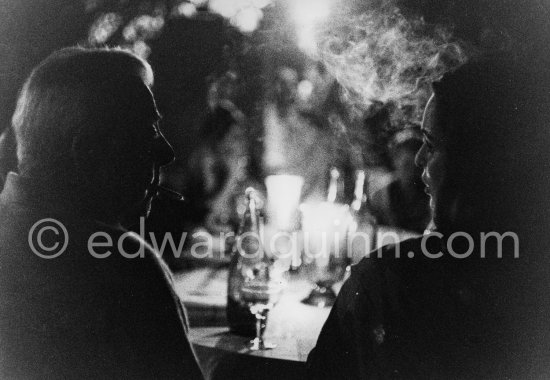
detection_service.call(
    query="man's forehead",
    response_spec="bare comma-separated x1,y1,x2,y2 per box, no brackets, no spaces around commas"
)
130,81,160,121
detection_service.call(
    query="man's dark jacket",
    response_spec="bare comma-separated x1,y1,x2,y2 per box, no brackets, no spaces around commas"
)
0,173,203,379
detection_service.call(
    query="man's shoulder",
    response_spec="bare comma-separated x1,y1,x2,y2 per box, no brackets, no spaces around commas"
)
83,223,173,284
0,204,169,283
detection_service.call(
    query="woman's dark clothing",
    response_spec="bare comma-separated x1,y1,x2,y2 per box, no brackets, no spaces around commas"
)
307,236,543,379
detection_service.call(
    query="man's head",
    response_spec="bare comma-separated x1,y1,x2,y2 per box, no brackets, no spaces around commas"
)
12,47,174,224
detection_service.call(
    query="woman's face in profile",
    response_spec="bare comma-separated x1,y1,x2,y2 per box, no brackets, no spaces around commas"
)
415,95,447,228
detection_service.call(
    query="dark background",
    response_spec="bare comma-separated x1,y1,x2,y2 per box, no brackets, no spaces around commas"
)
0,0,549,157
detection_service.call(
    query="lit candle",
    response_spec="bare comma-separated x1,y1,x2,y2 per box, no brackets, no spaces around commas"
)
265,175,304,231
300,202,353,267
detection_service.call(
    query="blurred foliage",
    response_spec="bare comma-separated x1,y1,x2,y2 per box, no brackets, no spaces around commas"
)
85,0,174,58
85,0,275,58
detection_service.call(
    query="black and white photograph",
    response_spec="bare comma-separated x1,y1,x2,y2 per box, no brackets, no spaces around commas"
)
1,0,550,378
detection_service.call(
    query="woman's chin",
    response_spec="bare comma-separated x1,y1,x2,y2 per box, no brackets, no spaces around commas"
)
429,196,435,211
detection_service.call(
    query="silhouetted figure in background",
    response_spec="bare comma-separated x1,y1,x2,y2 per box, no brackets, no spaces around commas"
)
0,47,203,378
185,100,250,234
263,66,355,202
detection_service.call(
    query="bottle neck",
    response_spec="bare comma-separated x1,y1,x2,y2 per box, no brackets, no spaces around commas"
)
327,167,345,204
351,170,366,212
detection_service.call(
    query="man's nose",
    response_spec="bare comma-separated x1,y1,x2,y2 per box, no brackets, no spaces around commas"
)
153,134,175,167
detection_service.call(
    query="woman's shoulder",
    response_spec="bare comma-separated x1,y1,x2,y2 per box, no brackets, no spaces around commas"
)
351,237,425,275
343,235,444,299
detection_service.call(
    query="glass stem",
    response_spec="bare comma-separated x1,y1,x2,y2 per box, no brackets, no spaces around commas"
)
255,312,263,348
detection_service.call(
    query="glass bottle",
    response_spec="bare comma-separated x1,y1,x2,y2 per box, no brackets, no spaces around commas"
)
351,169,378,256
351,169,366,214
226,188,262,337
301,167,351,306
327,167,345,204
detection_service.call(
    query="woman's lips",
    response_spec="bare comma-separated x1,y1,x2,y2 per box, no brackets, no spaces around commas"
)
421,173,430,195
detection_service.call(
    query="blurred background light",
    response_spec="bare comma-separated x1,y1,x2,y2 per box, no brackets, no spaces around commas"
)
122,24,137,42
132,40,152,59
297,25,318,55
291,0,330,27
88,12,123,45
265,175,304,231
297,80,314,102
289,0,332,55
208,0,239,19
85,0,102,13
205,0,270,32
232,7,263,33
251,0,272,9
176,2,198,18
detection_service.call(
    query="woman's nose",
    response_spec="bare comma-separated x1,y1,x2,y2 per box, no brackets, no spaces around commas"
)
153,133,175,167
415,144,426,168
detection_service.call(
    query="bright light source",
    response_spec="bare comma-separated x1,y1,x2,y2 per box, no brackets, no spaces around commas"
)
265,175,304,231
291,0,330,27
300,202,352,265
291,0,331,54
209,0,239,19
232,7,263,33
297,25,318,55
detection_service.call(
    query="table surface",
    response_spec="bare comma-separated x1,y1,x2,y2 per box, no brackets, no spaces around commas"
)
174,268,332,362
172,226,419,366
189,326,317,363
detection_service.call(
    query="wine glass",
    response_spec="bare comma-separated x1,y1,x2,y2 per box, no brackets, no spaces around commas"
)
300,202,353,307
239,262,285,350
